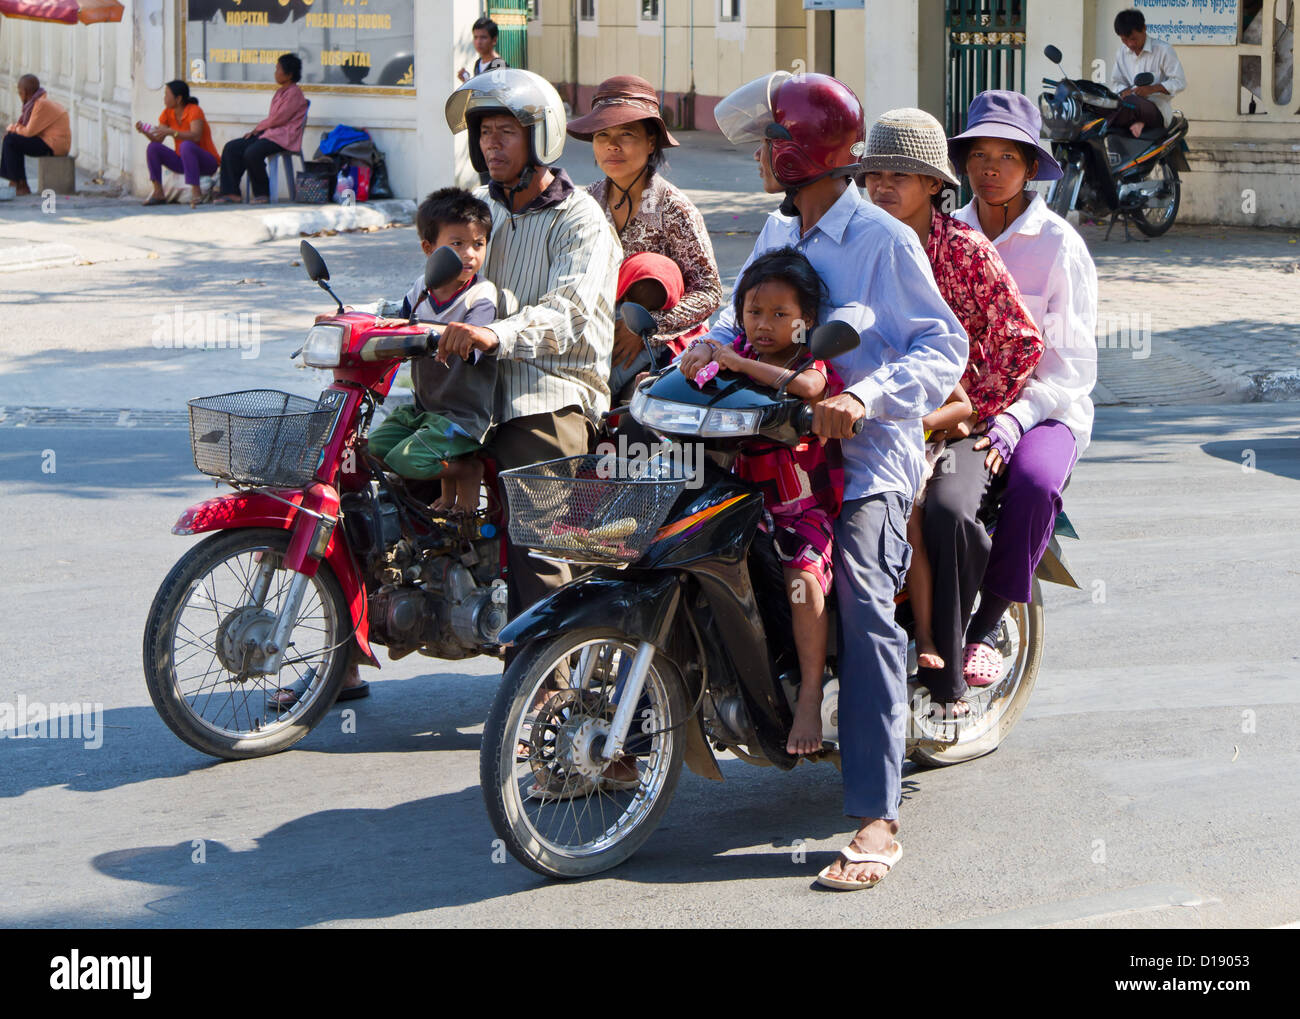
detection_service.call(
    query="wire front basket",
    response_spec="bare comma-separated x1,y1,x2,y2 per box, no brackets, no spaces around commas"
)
500,454,691,565
189,389,335,488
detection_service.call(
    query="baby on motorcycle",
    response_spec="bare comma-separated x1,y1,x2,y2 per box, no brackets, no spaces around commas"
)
367,187,500,513
678,247,844,757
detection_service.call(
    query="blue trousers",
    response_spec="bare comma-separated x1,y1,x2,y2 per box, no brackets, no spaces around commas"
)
832,491,912,821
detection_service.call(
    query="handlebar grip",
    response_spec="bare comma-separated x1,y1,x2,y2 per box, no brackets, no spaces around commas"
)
793,405,866,437
361,329,438,362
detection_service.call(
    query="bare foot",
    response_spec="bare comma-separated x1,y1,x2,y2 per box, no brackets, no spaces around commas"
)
823,818,900,885
431,478,455,513
786,692,824,755
1128,121,1144,138
14,182,31,197
917,641,945,670
341,663,366,691
930,698,970,720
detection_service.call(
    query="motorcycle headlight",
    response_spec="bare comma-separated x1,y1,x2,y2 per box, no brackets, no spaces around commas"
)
302,324,345,368
631,390,708,434
700,407,762,436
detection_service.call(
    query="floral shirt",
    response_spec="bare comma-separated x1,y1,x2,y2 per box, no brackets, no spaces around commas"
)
924,206,1044,422
731,335,846,521
588,173,723,347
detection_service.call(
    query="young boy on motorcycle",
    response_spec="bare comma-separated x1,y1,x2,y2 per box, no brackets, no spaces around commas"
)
367,187,500,514
710,72,968,889
678,247,844,758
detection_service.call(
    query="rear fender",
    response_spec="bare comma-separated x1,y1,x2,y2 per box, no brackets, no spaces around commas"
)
172,489,377,665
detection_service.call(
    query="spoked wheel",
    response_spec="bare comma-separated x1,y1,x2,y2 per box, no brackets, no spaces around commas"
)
1128,158,1180,237
143,528,350,759
907,580,1044,767
480,628,687,878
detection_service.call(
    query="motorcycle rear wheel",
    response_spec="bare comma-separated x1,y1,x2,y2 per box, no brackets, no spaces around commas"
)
481,628,687,879
908,580,1044,768
143,527,351,759
1128,159,1180,237
1048,160,1081,219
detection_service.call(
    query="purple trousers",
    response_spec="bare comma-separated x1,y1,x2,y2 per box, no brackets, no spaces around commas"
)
146,140,219,187
983,419,1078,604
920,419,1077,703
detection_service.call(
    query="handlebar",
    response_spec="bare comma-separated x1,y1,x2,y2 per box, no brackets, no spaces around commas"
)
360,328,440,362
793,403,865,437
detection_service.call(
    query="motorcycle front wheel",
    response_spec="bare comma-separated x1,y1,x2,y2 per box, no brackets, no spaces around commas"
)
481,628,687,879
1128,158,1180,236
908,580,1045,768
143,527,351,759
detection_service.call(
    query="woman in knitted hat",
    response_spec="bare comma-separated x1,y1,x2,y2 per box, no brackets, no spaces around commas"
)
859,107,1044,715
567,76,721,401
925,91,1097,706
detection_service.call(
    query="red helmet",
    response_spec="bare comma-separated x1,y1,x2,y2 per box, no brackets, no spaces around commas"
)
715,72,865,189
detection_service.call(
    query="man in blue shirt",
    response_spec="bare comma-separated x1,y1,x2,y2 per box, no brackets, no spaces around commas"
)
712,72,968,889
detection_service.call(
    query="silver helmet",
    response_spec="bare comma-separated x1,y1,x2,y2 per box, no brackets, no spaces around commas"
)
445,69,567,173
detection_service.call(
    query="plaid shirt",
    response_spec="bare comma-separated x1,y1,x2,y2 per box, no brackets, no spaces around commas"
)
731,335,846,521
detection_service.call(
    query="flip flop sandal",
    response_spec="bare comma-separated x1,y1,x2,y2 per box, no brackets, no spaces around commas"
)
336,680,370,702
815,841,903,891
141,196,168,206
963,642,1002,688
267,670,314,711
598,771,642,794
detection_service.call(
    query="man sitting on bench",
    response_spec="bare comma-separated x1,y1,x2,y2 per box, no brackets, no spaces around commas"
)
2,75,71,197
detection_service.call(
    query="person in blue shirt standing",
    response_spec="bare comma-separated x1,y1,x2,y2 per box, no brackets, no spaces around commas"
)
711,73,968,889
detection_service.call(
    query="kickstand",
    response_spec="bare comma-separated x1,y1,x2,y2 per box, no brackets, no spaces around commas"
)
1104,211,1138,242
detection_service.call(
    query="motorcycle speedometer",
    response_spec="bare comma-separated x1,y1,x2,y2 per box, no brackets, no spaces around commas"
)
302,324,345,368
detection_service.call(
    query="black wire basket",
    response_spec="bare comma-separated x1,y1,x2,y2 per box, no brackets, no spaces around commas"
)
500,454,691,565
188,390,335,488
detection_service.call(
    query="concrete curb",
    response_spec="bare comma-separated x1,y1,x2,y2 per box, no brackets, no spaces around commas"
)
0,242,79,271
259,199,417,241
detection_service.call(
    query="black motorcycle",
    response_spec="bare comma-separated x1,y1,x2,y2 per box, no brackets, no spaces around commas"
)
1039,44,1190,238
479,308,1080,878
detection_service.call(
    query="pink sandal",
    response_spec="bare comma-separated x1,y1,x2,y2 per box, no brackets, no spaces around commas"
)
962,642,1002,687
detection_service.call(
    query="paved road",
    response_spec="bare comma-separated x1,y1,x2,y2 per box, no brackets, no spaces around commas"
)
2,402,1297,928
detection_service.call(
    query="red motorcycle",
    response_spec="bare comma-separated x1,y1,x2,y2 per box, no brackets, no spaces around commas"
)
143,242,509,759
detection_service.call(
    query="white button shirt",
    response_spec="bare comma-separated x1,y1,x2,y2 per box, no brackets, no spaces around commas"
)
1109,34,1187,125
953,194,1097,454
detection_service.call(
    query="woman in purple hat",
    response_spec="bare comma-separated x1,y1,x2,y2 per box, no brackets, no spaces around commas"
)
921,89,1098,714
566,76,722,400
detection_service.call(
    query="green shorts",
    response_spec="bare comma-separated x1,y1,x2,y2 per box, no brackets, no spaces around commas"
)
367,405,484,479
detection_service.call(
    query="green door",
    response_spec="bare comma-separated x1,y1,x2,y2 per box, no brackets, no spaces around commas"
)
945,0,1026,137
488,1,529,69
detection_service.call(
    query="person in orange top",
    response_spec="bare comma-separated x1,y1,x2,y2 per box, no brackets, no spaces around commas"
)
2,74,71,197
137,80,221,208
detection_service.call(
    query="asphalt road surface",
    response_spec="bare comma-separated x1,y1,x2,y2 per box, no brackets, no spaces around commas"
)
2,401,1297,928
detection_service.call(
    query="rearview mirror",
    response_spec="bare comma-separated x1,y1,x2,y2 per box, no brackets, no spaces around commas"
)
425,245,466,293
1133,71,1155,87
300,240,329,282
620,301,657,339
1044,44,1063,64
808,320,860,362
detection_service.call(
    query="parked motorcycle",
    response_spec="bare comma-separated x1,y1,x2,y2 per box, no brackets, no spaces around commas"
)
1039,44,1190,238
480,306,1082,878
143,242,510,759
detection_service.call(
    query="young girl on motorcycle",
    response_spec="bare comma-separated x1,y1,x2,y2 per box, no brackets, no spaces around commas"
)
678,248,844,756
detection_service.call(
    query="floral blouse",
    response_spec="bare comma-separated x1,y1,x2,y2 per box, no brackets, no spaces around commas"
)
924,206,1044,422
588,173,723,347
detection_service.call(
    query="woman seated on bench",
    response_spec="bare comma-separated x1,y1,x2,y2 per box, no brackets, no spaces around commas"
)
214,53,308,204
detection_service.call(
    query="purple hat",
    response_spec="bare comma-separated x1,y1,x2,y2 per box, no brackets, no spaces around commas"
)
948,90,1062,181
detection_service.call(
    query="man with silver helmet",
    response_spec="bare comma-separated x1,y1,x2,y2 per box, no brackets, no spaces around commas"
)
707,71,968,891
441,69,621,631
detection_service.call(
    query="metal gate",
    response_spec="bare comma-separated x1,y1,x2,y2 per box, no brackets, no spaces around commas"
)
488,2,530,69
944,0,1026,139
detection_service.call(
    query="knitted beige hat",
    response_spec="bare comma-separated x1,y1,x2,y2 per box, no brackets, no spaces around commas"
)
859,108,960,187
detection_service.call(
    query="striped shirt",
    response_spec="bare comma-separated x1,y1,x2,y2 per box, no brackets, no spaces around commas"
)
476,170,620,424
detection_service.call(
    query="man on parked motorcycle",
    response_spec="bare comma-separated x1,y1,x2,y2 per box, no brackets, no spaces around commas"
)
1108,8,1187,139
441,70,622,637
710,72,968,889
